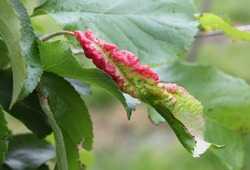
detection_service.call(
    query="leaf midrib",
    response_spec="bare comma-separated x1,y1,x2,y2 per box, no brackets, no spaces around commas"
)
48,10,190,19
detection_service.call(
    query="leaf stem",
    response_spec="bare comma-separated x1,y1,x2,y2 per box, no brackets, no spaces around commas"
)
38,92,68,170
40,31,74,41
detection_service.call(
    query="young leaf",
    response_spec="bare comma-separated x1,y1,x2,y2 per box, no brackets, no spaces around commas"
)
198,13,250,41
4,134,55,170
38,40,132,117
0,0,42,107
34,0,198,66
39,73,94,169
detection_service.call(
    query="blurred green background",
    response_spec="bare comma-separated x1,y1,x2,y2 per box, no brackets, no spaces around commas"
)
8,0,250,169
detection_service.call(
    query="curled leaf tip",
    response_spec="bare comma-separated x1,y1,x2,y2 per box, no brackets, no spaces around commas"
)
193,137,211,157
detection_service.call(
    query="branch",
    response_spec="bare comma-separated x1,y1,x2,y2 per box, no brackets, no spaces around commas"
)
187,0,212,62
196,24,250,38
40,31,74,41
38,92,68,170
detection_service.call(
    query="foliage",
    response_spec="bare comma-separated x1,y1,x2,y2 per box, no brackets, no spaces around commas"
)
0,0,250,170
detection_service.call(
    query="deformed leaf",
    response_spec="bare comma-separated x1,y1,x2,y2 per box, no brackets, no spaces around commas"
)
38,40,132,117
0,0,42,107
147,83,211,157
72,30,212,157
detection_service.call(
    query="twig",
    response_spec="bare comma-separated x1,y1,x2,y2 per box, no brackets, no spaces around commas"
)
38,92,68,170
40,31,74,41
39,25,250,57
187,0,212,62
196,24,250,38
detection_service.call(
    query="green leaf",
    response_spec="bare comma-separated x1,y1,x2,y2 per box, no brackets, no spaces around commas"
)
39,73,94,169
40,73,93,150
243,135,250,170
79,148,94,167
198,13,250,41
38,40,132,117
4,134,54,170
21,0,47,16
157,61,250,169
206,121,244,170
37,164,50,170
66,78,91,96
147,106,165,125
0,37,9,70
0,70,12,109
0,70,51,138
0,107,9,164
0,0,42,107
11,93,52,138
31,15,63,35
34,0,198,66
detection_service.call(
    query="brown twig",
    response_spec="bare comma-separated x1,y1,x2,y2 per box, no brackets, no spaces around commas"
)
187,0,212,62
